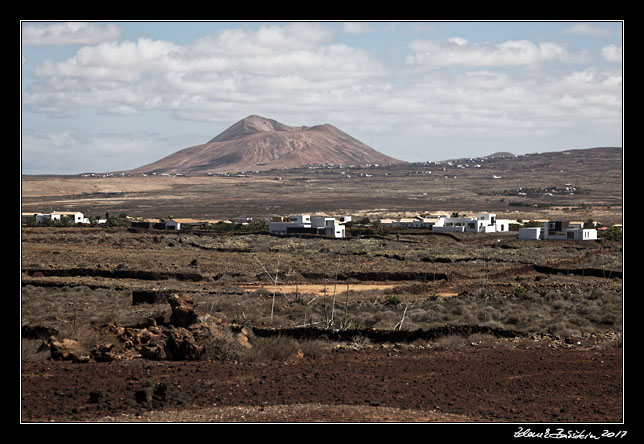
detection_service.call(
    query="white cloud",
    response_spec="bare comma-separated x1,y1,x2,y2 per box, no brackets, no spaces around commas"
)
406,38,590,68
601,44,622,63
22,23,623,171
21,129,204,174
342,22,374,34
564,23,613,37
22,22,123,46
24,24,387,119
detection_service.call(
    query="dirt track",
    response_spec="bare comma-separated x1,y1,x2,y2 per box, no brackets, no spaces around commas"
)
21,345,622,423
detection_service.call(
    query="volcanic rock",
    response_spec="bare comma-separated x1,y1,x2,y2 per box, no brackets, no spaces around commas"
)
168,293,198,327
49,338,89,363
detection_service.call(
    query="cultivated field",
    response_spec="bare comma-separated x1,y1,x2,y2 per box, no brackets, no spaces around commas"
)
20,147,624,424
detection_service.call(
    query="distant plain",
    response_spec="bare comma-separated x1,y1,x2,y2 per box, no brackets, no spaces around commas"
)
22,147,623,225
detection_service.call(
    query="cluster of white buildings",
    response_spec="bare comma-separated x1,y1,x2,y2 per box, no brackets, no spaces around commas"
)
268,214,348,238
22,211,92,224
22,209,603,242
517,221,597,241
381,213,510,234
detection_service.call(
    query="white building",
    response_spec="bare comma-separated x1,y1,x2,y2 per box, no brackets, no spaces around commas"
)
269,214,345,238
542,221,597,240
269,214,311,234
36,213,61,223
53,212,89,224
518,221,597,241
25,211,89,224
311,216,345,238
432,213,509,233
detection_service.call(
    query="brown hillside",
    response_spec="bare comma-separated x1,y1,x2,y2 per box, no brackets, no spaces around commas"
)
127,115,405,174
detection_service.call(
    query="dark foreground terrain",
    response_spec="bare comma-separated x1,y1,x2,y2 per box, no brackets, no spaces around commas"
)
22,345,621,423
21,226,623,424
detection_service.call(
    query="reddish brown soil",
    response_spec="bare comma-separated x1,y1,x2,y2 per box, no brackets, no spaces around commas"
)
21,346,622,423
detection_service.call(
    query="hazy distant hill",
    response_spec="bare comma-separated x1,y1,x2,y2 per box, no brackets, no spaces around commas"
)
126,115,405,174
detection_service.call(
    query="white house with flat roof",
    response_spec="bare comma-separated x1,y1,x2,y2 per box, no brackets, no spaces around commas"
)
269,214,345,238
432,213,509,233
517,221,597,241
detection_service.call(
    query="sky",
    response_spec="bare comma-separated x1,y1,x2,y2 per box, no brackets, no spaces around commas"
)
21,21,623,175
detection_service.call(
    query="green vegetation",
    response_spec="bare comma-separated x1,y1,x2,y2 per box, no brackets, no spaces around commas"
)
385,294,401,306
601,226,622,241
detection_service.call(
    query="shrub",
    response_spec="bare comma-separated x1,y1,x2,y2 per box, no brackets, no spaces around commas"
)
248,335,302,362
385,294,401,306
432,335,468,351
513,285,527,299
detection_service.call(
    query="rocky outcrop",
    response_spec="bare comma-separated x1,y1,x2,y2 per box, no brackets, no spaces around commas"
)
45,293,250,363
167,293,198,327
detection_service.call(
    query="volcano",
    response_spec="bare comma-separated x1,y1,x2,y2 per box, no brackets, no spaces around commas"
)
126,115,405,174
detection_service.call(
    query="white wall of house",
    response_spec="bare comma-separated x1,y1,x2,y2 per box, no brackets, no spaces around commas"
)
311,217,336,228
325,224,345,238
495,220,509,232
583,229,598,240
566,228,598,240
432,225,466,232
289,214,311,223
518,227,542,240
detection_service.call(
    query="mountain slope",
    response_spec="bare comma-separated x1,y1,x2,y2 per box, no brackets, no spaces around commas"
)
127,115,405,174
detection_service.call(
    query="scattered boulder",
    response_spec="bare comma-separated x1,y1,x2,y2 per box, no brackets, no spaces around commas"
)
165,326,203,361
88,390,106,404
90,343,117,362
134,380,185,408
135,387,153,404
236,324,255,349
49,338,89,363
237,332,253,349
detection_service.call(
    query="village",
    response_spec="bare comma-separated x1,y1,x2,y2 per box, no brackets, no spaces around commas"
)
21,209,620,241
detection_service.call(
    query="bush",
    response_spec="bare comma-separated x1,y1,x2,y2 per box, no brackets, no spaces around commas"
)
513,285,527,299
248,335,302,361
601,226,622,241
385,294,401,306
